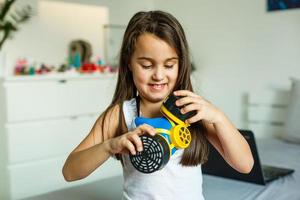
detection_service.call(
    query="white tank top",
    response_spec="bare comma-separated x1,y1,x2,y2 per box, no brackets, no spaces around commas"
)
121,98,205,200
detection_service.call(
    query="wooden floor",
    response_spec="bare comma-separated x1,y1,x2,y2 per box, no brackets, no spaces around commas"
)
21,176,123,200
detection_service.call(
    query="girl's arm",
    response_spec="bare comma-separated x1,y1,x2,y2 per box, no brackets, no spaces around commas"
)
62,105,120,181
174,90,254,173
62,104,156,181
204,115,254,174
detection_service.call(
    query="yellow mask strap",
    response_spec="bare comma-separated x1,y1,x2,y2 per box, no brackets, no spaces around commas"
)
160,105,190,127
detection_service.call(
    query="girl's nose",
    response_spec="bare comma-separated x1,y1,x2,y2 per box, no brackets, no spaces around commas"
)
152,67,164,81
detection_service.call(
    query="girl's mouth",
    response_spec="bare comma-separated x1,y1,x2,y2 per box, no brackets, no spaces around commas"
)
149,83,167,90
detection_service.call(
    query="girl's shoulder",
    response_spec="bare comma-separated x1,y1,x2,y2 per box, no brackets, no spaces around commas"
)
123,98,137,114
122,98,138,130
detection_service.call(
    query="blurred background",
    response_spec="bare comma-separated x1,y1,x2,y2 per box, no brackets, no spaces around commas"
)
0,0,299,199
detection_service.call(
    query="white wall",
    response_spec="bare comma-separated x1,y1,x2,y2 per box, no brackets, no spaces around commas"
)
3,0,299,130
154,0,300,128
3,0,108,74
2,0,154,76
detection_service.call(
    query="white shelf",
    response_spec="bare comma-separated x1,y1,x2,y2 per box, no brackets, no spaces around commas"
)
3,72,117,82
0,75,119,199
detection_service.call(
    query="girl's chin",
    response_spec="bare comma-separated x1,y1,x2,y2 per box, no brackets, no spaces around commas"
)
147,94,169,102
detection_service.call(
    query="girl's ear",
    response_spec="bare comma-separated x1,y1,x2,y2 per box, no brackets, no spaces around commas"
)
128,63,132,71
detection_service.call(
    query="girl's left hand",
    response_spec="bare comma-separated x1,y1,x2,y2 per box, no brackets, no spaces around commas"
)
174,90,223,124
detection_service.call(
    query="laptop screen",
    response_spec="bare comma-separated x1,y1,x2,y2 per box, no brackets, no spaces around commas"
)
202,129,265,185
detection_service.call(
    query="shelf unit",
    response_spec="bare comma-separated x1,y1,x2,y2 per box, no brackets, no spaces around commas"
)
0,74,122,200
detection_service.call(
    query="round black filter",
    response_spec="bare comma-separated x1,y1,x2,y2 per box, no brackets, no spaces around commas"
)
163,94,196,123
130,134,170,173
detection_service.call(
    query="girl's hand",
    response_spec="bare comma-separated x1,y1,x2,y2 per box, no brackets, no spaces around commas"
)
107,124,156,155
174,90,224,124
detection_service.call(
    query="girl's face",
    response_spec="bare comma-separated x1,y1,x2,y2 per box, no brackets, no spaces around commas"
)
130,33,179,103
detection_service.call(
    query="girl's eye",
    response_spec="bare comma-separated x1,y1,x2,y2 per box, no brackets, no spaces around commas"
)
141,65,152,69
165,65,174,69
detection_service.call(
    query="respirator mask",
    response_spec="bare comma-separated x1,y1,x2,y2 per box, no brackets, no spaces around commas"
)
130,94,196,173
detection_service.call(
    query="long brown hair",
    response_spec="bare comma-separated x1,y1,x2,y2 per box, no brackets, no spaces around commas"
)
102,10,208,166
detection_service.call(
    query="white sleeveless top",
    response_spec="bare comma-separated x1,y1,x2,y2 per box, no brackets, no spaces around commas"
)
121,98,205,200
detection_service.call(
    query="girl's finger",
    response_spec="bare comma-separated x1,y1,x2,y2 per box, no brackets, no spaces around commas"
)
186,112,204,124
174,90,199,98
123,139,137,155
181,103,202,115
176,96,200,107
128,133,143,152
120,149,130,154
136,124,156,136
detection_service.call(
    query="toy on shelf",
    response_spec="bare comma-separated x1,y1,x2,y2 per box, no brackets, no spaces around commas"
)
79,63,98,73
14,58,29,75
13,38,119,76
69,39,92,69
14,59,55,76
57,64,70,73
68,39,118,74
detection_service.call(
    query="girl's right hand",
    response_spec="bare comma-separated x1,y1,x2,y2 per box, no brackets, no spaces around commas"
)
107,124,156,155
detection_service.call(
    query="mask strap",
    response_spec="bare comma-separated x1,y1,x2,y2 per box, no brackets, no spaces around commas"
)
135,95,140,117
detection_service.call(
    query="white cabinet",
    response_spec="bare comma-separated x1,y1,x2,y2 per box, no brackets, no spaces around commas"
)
0,75,122,200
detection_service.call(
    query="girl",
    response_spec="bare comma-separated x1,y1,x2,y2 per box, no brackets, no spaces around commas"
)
62,10,254,200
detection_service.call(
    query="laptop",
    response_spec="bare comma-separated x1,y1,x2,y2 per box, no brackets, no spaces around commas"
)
202,129,294,185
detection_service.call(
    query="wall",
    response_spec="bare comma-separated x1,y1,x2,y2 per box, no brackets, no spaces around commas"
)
154,0,300,129
3,0,299,130
2,0,154,76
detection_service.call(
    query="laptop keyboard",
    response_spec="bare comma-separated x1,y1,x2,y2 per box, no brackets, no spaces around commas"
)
262,168,279,181
262,165,294,182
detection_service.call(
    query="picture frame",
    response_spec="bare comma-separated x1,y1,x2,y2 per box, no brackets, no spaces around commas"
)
267,0,300,11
